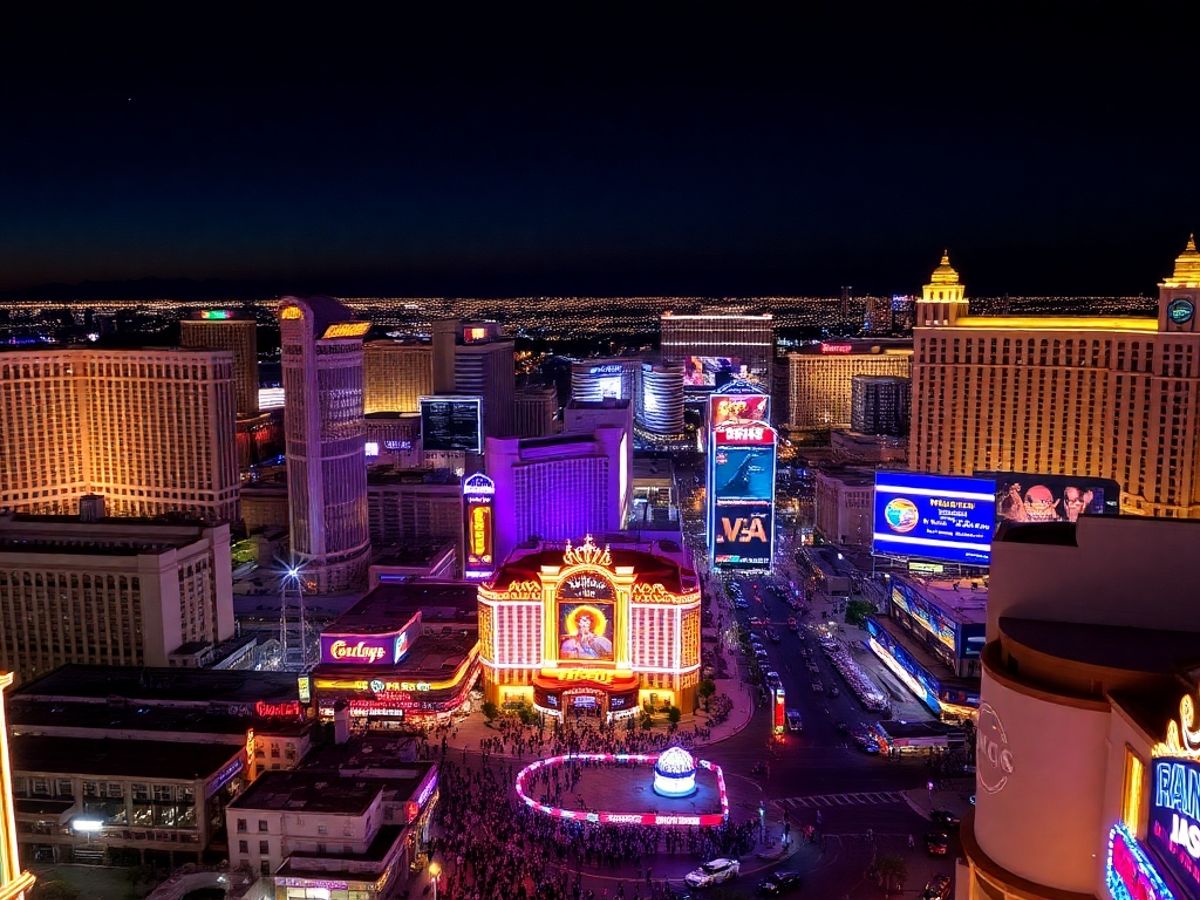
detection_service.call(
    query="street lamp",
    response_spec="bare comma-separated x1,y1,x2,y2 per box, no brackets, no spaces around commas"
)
429,860,441,900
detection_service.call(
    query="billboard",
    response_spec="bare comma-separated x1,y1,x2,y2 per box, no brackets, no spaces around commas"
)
463,473,495,580
683,356,741,387
420,396,482,453
557,602,615,661
709,393,770,429
873,472,995,566
977,471,1121,528
709,420,775,570
1149,756,1200,896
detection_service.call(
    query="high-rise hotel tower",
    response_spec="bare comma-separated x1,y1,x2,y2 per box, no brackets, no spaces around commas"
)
912,240,1200,517
0,348,238,523
279,297,372,592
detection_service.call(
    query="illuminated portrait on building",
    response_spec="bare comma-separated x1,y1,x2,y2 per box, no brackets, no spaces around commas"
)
478,535,702,721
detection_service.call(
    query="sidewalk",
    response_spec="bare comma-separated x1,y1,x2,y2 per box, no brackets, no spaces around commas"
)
901,777,976,821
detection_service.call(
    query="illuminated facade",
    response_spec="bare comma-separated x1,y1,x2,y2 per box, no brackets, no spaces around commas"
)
279,296,371,593
660,310,775,388
707,383,776,571
0,674,33,900
958,514,1200,899
514,384,558,438
180,310,260,416
781,342,913,430
432,320,515,439
639,363,685,435
912,240,1200,517
850,374,910,436
0,348,238,523
363,341,432,415
571,359,640,405
479,535,702,718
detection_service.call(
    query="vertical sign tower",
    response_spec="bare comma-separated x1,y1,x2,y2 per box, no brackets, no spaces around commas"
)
707,381,776,571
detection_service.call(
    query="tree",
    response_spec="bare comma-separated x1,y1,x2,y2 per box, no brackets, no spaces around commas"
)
667,706,682,726
698,678,717,711
481,700,499,723
844,599,875,626
874,853,907,895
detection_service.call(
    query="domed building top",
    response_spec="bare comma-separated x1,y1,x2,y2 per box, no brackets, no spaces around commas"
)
929,250,961,285
1166,234,1200,287
654,745,696,776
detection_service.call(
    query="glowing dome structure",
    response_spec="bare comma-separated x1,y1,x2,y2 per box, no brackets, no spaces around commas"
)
653,746,698,798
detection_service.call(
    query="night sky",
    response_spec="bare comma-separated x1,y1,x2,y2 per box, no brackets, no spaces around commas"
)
2,17,1197,298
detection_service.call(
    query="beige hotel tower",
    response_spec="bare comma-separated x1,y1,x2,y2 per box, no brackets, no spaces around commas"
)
912,239,1200,517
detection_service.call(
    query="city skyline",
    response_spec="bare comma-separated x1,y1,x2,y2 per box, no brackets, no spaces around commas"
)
1,21,1197,298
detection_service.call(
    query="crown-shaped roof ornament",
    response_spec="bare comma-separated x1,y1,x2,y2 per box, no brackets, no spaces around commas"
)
563,534,612,569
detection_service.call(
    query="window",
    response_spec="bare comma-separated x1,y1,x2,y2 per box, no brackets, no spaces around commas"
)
1122,748,1145,833
259,840,269,854
236,818,247,833
258,820,268,832
317,824,328,835
238,840,248,854
260,860,270,876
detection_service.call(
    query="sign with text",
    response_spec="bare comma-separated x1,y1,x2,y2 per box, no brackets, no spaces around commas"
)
319,613,420,666
420,396,483,453
873,472,995,566
708,416,775,571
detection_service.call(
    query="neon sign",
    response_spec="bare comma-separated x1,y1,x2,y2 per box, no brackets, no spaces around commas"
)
1107,822,1176,900
464,473,495,579
820,342,853,354
255,700,302,719
514,753,729,828
1150,690,1200,894
199,309,233,320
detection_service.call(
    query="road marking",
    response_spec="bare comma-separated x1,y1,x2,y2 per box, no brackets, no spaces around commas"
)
778,790,906,808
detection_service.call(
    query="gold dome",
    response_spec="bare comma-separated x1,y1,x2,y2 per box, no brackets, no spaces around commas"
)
1169,234,1200,285
930,250,960,285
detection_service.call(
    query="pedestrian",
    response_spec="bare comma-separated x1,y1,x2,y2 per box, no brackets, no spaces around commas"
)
907,833,915,849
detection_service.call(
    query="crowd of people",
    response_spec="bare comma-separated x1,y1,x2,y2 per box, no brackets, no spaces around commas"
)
426,755,757,900
473,711,725,760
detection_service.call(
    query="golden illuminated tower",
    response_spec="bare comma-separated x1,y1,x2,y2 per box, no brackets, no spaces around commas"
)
0,673,34,900
916,250,968,326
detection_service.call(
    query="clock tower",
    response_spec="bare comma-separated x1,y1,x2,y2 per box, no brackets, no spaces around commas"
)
1159,234,1200,333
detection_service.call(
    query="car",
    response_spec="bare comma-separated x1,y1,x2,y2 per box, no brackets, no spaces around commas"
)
787,617,799,632
756,870,803,895
827,685,840,698
921,874,952,900
924,832,950,856
835,720,849,733
765,671,782,688
749,617,768,628
807,663,819,674
684,858,740,889
811,681,824,693
786,709,803,732
766,627,781,643
930,809,960,827
734,599,750,609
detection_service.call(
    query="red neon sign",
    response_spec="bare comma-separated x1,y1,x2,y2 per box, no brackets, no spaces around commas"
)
514,753,729,827
820,343,853,354
255,700,302,719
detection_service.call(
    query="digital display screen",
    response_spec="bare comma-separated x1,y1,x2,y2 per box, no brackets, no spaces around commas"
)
873,472,995,565
420,396,483,453
558,602,615,661
683,356,740,387
979,471,1120,529
709,420,775,570
713,504,772,567
709,393,769,428
597,374,624,398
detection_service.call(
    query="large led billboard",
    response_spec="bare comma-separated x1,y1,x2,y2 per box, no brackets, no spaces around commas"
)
420,396,483,453
977,471,1121,528
709,420,775,570
873,472,995,566
709,393,770,429
462,472,495,580
684,356,740,387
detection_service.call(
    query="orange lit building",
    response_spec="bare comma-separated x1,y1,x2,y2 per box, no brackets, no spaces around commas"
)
912,240,1200,517
0,674,34,900
478,535,701,719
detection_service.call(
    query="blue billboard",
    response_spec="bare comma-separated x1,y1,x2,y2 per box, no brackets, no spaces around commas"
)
873,472,995,565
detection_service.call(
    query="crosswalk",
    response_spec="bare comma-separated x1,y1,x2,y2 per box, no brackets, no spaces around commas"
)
778,790,906,808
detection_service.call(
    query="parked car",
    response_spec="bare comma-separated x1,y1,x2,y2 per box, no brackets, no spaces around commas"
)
684,858,740,889
766,671,782,688
924,832,950,857
756,870,803,895
922,875,952,900
786,709,803,733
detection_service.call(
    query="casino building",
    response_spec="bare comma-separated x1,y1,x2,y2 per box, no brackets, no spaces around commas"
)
959,514,1200,899
478,535,701,719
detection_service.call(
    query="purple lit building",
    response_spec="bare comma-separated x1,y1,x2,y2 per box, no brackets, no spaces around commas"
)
486,428,627,565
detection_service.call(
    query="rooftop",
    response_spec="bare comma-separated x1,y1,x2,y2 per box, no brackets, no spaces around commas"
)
329,581,478,629
313,629,477,682
15,664,303,706
11,734,241,780
948,315,1158,333
789,339,914,356
999,616,1200,676
897,575,988,624
367,467,458,487
229,770,381,816
9,697,311,738
0,515,216,556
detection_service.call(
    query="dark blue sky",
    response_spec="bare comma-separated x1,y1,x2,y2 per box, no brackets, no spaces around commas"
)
2,15,1197,297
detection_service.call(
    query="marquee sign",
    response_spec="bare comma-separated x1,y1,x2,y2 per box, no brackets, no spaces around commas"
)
463,473,496,580
319,613,420,666
1149,690,1200,896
